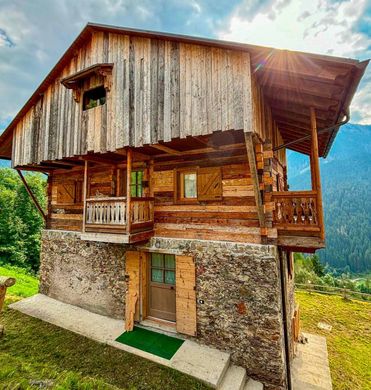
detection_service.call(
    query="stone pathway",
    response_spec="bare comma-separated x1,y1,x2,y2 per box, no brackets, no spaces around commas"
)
10,294,263,389
292,332,333,390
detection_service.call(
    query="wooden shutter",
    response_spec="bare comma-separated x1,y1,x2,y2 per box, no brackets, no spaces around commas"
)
197,167,222,201
125,251,140,331
57,183,76,204
176,255,197,336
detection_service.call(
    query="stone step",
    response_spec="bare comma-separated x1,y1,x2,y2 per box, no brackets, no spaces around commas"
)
170,340,231,388
218,364,247,390
244,378,264,390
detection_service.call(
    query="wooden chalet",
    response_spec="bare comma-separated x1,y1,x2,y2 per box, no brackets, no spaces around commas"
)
0,23,367,389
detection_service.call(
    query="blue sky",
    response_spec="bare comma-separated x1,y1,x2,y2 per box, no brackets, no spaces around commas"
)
0,0,370,133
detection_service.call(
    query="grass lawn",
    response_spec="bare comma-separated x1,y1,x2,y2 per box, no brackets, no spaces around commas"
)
0,267,209,390
296,291,371,390
0,265,39,298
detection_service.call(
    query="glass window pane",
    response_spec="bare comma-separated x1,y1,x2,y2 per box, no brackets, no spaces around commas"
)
164,254,175,269
184,173,197,198
165,270,175,285
151,268,163,283
151,253,163,268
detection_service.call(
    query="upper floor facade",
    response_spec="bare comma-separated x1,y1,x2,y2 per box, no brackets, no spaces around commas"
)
0,23,368,252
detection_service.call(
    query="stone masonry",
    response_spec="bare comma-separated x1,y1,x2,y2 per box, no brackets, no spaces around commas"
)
40,231,291,389
39,230,127,319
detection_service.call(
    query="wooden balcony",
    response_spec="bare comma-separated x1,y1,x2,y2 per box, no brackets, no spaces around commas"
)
271,191,325,251
82,196,154,244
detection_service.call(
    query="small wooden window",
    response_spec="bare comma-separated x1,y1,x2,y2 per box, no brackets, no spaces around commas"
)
131,170,144,197
175,166,222,203
176,169,197,202
83,86,106,111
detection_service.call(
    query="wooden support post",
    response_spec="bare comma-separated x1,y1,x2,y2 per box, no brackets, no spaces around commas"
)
126,148,132,234
244,133,265,228
310,108,325,241
149,159,154,223
16,170,46,222
82,160,88,233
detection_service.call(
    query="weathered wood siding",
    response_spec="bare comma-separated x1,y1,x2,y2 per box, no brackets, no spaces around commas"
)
152,162,261,243
47,156,262,243
48,165,117,231
12,32,252,167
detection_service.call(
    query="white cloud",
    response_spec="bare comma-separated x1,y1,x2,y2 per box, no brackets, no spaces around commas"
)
218,0,371,124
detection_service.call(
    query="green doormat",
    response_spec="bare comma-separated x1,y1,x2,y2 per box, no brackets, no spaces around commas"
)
115,326,184,360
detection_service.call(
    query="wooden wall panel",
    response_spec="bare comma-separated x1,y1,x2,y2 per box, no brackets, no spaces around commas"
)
153,161,261,243
12,32,252,167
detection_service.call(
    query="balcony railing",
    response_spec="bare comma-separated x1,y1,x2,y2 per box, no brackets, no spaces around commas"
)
85,196,154,232
86,197,127,225
271,191,320,231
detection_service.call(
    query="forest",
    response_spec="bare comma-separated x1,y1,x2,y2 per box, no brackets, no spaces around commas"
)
0,168,46,272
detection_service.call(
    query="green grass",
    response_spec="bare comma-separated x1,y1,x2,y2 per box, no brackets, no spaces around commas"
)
296,291,371,390
0,265,39,297
0,267,208,389
0,297,209,390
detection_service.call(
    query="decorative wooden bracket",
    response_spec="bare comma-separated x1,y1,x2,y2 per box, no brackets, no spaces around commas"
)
61,63,114,103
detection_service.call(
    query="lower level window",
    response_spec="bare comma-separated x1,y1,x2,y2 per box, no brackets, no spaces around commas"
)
151,253,175,285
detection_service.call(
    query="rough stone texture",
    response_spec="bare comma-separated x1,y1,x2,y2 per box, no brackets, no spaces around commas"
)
148,237,287,389
39,230,127,319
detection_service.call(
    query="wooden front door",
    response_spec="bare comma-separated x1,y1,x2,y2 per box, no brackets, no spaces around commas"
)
148,253,176,322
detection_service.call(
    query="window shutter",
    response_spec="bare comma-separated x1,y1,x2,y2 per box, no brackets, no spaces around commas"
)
176,255,197,336
125,251,140,331
197,167,222,201
57,183,76,204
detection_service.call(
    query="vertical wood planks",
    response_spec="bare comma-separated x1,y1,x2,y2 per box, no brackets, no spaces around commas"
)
11,33,253,167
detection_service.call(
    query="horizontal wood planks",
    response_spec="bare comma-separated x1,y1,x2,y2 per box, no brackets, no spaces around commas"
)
12,32,252,167
153,161,261,243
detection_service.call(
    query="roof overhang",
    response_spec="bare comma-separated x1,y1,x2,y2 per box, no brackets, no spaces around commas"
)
0,22,368,160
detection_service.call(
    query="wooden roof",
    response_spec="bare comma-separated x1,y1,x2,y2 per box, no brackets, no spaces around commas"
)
0,22,368,159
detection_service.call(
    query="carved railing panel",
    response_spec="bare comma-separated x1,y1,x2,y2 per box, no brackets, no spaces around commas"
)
272,191,319,228
85,197,154,228
131,197,154,225
86,197,127,225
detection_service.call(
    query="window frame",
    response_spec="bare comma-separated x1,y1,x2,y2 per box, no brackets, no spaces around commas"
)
175,168,199,204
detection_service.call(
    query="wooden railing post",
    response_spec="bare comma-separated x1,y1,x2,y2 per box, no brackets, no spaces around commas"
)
126,148,132,234
310,108,325,240
82,160,88,233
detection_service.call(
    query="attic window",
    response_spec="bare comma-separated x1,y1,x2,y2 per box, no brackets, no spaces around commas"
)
83,86,106,111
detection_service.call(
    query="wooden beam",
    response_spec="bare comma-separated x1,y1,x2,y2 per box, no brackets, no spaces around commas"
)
126,148,132,234
80,155,121,165
310,108,325,241
82,161,88,233
150,144,181,155
16,170,47,222
244,133,265,228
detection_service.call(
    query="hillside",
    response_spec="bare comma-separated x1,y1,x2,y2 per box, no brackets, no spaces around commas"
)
288,124,371,273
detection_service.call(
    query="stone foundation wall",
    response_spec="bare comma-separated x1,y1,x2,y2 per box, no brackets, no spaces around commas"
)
39,230,127,319
148,237,287,389
39,231,289,389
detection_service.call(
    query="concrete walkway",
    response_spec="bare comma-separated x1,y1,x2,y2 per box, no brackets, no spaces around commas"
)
292,333,333,390
10,294,263,389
